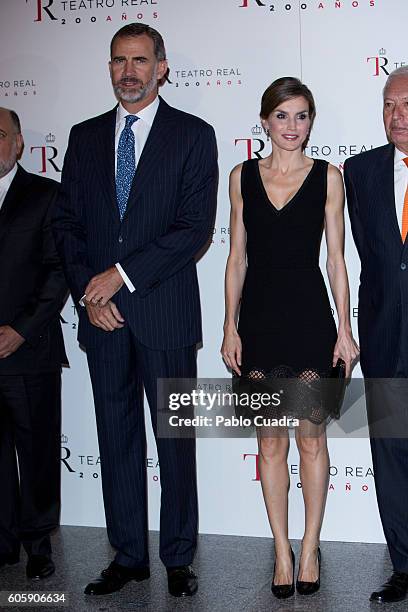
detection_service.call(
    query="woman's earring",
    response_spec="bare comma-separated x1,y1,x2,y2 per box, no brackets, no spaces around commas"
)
263,128,270,141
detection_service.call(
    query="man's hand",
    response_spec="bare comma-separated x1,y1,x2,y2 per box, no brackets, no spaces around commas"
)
0,325,25,358
85,267,124,307
86,300,125,332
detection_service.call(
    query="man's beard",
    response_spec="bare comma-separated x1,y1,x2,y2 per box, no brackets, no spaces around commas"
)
0,145,16,179
113,66,158,104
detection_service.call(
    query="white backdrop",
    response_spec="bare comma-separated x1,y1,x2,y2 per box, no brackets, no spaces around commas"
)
0,0,402,543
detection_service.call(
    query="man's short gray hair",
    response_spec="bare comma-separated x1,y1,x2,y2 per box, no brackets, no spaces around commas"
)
0,107,21,134
383,66,408,98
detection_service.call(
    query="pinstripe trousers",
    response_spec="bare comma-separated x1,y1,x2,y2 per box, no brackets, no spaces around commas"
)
86,325,198,568
0,372,61,558
366,353,408,573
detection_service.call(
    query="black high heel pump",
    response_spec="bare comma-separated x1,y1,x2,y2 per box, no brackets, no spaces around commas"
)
296,547,321,595
271,547,295,599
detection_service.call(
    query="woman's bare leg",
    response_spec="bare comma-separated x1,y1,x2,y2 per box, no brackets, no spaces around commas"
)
295,418,329,582
257,426,292,584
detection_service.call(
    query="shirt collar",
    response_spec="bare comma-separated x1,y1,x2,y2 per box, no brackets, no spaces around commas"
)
116,96,160,128
0,163,17,191
394,147,408,165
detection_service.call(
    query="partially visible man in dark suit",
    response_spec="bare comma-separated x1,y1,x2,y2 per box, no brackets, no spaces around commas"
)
0,108,67,580
53,23,218,597
344,67,408,604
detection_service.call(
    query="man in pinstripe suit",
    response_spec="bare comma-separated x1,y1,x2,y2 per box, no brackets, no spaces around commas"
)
344,67,408,604
53,23,218,597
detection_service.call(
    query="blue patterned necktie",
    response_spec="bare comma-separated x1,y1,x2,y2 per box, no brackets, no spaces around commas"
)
116,114,139,220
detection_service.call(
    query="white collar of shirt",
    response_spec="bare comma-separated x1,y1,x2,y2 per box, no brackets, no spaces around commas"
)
116,96,159,130
395,147,408,166
0,164,18,210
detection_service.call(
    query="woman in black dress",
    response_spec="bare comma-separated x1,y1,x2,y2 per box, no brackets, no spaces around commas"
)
221,77,359,598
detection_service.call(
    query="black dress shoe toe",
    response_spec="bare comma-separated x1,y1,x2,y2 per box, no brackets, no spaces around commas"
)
0,553,20,569
84,562,150,595
271,548,295,599
26,555,55,580
296,547,321,595
167,565,198,597
370,572,408,603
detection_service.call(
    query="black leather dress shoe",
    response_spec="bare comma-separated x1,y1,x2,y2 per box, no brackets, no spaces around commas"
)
370,572,408,603
271,548,295,599
26,555,55,580
167,565,198,597
296,547,321,595
84,562,150,595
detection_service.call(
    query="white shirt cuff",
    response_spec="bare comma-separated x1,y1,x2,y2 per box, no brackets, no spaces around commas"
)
79,294,86,307
116,263,135,293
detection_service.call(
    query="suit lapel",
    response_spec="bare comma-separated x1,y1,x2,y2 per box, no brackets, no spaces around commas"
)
371,144,401,245
122,98,175,219
0,165,32,236
93,108,119,222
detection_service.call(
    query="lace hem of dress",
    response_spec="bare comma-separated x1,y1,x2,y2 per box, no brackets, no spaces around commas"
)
233,364,343,425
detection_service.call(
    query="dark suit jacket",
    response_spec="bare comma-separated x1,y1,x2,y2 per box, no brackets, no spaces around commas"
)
53,97,218,350
344,143,407,378
0,165,68,374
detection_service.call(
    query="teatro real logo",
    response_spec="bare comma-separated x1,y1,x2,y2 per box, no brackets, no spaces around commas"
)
234,125,266,161
0,77,38,98
29,132,61,174
61,433,75,474
238,0,377,12
172,67,242,89
26,0,160,25
212,226,230,246
243,454,373,493
61,432,159,483
367,48,407,77
26,0,58,22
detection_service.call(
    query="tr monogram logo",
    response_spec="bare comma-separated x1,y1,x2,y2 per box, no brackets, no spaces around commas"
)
366,49,389,76
239,0,266,6
26,0,58,22
366,49,407,77
30,144,61,174
235,138,266,160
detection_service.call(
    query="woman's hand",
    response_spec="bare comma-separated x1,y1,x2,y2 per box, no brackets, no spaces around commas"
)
333,329,360,377
221,327,242,376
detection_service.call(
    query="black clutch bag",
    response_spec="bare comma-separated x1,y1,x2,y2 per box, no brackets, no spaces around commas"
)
332,358,346,378
326,358,347,419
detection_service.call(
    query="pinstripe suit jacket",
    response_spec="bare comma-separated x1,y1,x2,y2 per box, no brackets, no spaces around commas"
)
0,166,67,373
53,97,218,350
344,143,408,377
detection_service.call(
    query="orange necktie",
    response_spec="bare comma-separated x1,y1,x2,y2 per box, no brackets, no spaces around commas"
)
402,157,408,242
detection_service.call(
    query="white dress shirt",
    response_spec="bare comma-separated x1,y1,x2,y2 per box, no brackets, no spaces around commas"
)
394,147,408,234
0,164,17,210
114,96,160,293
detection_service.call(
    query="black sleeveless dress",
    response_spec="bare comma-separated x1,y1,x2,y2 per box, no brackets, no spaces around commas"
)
237,158,338,423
